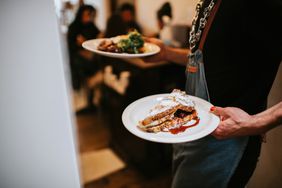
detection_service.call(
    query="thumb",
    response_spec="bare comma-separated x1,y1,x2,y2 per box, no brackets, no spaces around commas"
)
210,106,229,118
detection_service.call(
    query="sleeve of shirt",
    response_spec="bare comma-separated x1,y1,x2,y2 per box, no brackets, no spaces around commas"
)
67,24,79,56
93,25,100,38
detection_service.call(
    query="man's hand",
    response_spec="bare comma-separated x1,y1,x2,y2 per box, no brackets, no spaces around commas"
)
143,37,189,65
210,106,264,139
143,37,168,63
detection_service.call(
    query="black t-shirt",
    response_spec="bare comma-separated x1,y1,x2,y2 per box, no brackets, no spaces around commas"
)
197,0,282,114
67,22,100,57
126,21,142,34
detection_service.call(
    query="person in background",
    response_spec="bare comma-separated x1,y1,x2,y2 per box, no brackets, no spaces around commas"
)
156,2,172,37
145,0,282,187
211,101,282,139
154,2,185,92
99,13,128,87
119,3,142,33
67,5,101,112
156,2,180,47
104,13,127,38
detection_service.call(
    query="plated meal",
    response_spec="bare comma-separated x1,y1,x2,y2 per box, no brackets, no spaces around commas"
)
98,30,145,54
82,31,160,58
138,89,199,134
122,90,219,143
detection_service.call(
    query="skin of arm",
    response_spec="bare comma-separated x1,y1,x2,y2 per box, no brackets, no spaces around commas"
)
143,38,190,66
211,101,282,139
253,101,282,132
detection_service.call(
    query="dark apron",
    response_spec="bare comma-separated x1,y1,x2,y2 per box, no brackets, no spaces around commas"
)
171,49,248,188
185,50,210,101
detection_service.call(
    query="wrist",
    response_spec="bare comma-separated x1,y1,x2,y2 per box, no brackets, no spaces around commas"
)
252,114,272,134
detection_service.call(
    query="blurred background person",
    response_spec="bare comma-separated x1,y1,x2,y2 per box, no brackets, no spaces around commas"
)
99,13,128,93
157,2,180,47
156,2,180,47
157,2,172,32
104,13,127,38
153,2,185,93
67,4,101,113
119,3,142,33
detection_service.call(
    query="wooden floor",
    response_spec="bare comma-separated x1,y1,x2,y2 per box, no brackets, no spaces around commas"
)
76,112,171,188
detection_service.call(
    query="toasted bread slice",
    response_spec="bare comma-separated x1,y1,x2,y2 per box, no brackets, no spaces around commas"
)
141,104,181,126
138,89,198,134
139,110,198,133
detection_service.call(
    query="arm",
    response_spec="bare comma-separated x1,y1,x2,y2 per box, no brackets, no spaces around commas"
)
144,38,190,66
253,102,282,132
165,46,190,65
211,101,282,139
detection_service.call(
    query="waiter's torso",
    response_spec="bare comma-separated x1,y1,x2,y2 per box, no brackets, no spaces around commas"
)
196,0,282,114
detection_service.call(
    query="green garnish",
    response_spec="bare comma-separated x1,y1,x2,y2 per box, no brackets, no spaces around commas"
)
117,30,144,54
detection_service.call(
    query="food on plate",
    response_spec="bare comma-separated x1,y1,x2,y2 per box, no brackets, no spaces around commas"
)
97,30,145,54
138,89,200,134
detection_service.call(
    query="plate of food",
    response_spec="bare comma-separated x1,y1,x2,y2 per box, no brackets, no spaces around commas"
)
122,89,220,143
82,30,160,58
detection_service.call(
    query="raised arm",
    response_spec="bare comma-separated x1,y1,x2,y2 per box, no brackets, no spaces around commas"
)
144,38,190,66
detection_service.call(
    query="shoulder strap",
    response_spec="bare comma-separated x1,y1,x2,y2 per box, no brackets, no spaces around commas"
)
199,0,222,50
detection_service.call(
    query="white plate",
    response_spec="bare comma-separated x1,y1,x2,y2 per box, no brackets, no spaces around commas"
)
82,38,160,58
122,94,220,143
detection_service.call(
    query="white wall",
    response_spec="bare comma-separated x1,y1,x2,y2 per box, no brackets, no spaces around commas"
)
135,0,198,36
0,1,81,188
248,63,282,188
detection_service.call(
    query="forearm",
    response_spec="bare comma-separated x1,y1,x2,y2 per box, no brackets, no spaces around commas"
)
144,38,190,65
252,101,282,132
165,46,190,66
212,102,282,139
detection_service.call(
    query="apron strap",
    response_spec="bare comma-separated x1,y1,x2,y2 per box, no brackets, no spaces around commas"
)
199,0,222,51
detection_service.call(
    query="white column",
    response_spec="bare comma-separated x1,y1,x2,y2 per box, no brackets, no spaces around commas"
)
0,1,81,188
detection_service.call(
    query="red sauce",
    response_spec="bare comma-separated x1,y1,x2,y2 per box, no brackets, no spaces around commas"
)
169,118,200,134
